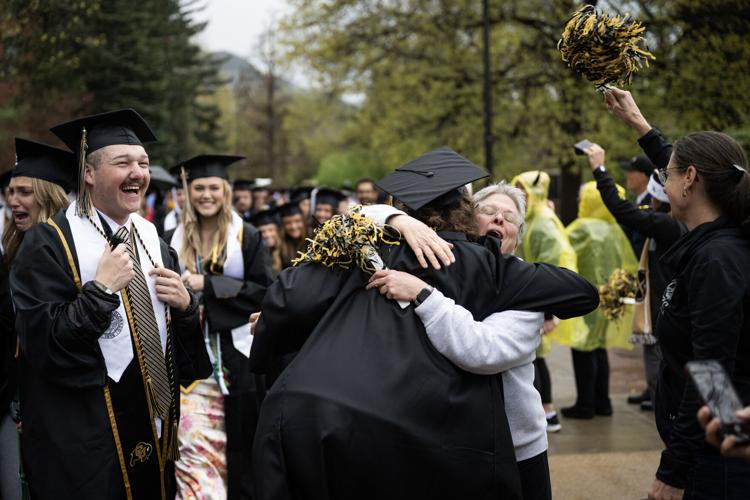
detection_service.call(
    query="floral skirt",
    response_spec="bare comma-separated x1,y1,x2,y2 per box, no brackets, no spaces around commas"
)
175,377,227,499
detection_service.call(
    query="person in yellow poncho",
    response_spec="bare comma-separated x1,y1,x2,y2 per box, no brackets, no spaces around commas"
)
513,171,585,433
561,181,638,420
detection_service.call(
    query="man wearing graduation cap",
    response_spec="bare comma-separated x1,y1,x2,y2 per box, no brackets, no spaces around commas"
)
249,147,599,500
9,109,211,500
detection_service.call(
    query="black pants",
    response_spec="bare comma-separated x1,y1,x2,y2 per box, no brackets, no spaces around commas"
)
533,358,552,405
518,451,552,500
570,348,610,411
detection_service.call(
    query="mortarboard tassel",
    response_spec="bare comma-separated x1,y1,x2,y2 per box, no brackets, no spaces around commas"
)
75,127,91,216
557,4,655,91
168,421,180,462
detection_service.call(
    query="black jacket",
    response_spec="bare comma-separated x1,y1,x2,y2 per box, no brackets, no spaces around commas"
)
654,216,750,488
593,168,686,327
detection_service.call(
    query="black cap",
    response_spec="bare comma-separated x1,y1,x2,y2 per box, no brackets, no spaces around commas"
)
50,108,157,154
148,165,179,190
290,186,313,203
314,187,343,207
277,202,303,218
252,208,279,227
233,179,254,191
376,147,488,211
13,138,76,191
170,154,245,183
621,155,654,176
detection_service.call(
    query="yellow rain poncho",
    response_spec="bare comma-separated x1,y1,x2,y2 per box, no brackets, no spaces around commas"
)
512,171,585,356
565,181,638,351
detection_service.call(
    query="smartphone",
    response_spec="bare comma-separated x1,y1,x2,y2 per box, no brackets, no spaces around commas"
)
574,139,593,156
686,360,750,444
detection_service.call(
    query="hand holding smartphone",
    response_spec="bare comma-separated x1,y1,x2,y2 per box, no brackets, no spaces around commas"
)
687,360,750,444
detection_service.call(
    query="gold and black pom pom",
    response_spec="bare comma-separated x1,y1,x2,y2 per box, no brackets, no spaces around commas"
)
599,268,638,321
558,4,655,91
293,206,401,273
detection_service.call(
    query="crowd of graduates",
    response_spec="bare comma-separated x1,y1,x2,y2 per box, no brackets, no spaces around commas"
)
0,85,748,500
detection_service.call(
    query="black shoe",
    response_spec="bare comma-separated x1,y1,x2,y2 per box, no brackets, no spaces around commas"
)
640,400,654,411
546,413,562,433
561,405,594,419
627,390,649,405
595,405,613,416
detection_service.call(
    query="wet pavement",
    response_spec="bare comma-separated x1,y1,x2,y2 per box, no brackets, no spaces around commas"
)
545,343,662,499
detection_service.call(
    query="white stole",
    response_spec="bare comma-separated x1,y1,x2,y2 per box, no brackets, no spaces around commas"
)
66,203,168,382
169,212,253,358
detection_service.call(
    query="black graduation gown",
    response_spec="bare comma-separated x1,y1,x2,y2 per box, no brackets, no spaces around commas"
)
249,232,599,500
167,222,275,500
10,210,211,500
0,255,15,418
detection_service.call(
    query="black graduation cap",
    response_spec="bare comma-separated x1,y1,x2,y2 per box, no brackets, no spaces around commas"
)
170,155,245,183
376,147,489,211
290,186,313,203
49,108,157,215
314,187,344,207
50,108,157,154
12,138,76,191
252,208,279,227
233,179,254,192
277,202,303,219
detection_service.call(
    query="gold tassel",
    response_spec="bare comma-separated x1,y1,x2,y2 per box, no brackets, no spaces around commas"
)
145,377,167,419
167,421,180,462
75,127,90,216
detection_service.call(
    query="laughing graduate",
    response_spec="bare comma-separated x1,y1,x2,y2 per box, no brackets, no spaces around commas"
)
10,109,211,500
249,147,599,500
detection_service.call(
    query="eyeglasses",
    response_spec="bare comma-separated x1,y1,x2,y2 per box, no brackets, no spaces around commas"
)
657,166,680,184
475,204,520,226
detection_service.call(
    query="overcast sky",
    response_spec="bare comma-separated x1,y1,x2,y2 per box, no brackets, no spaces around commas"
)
192,0,292,61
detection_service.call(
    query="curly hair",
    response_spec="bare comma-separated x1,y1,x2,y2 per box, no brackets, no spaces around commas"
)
397,190,480,240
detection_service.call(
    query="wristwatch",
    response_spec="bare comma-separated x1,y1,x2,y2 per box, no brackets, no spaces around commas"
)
595,164,606,173
92,280,115,295
413,287,434,307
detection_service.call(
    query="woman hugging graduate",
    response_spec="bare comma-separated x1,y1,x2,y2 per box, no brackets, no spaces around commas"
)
249,147,600,500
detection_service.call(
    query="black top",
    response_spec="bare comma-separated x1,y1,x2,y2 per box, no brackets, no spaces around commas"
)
638,128,673,171
376,147,488,210
654,216,750,488
593,167,686,321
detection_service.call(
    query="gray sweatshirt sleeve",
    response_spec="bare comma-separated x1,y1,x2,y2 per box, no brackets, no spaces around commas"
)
415,289,544,375
360,204,405,225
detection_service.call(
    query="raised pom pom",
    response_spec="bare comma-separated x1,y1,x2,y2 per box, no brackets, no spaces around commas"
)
558,4,655,90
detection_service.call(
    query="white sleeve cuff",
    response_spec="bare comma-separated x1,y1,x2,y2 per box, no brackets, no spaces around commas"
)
231,323,254,358
359,204,405,225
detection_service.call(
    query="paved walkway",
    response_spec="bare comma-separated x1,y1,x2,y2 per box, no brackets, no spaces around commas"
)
545,343,662,499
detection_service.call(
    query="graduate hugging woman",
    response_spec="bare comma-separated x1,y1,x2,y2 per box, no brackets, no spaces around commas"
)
248,148,599,500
